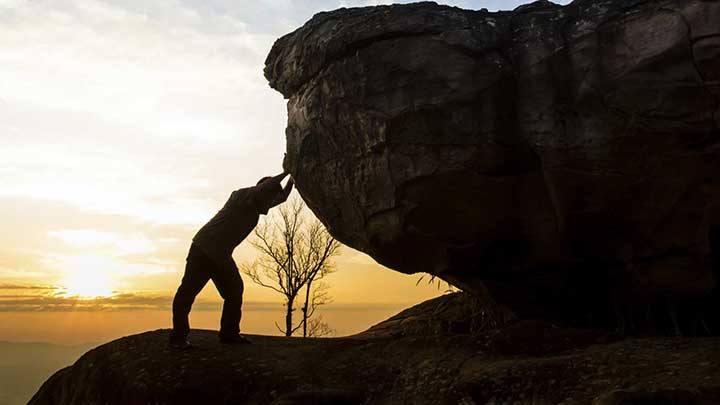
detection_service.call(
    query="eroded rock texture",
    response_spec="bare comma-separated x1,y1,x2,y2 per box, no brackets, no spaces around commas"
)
265,0,720,328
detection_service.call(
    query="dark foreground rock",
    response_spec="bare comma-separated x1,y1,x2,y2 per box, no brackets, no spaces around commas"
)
31,294,720,405
265,0,720,329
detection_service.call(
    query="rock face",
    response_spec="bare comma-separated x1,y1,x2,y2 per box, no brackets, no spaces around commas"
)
29,295,720,404
265,0,720,327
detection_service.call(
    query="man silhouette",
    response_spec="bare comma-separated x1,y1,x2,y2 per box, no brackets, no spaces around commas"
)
169,170,293,348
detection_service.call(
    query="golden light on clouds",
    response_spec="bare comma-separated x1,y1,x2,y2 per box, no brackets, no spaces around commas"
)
50,229,156,255
40,230,178,297
61,266,114,299
0,0,471,341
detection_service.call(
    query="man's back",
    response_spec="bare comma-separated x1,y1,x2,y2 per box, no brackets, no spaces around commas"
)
193,188,259,260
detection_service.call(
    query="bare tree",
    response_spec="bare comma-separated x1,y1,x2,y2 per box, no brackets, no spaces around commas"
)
298,218,340,337
242,196,341,337
307,315,335,337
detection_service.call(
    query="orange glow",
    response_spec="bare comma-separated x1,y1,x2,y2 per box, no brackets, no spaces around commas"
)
60,265,114,299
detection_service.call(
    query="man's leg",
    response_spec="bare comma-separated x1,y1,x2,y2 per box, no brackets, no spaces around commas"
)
171,244,212,343
210,257,244,340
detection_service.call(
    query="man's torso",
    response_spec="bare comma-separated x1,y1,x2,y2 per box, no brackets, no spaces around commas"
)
192,187,259,260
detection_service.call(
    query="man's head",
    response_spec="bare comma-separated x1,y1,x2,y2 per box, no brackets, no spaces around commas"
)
254,176,282,215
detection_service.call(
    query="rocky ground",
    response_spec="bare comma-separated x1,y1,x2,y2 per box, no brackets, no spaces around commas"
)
30,294,720,405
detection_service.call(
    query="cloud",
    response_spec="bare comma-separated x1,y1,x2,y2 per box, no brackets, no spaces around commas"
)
0,292,180,312
0,289,288,312
0,283,57,290
0,287,410,312
0,0,287,227
0,198,192,291
41,253,176,283
49,229,157,255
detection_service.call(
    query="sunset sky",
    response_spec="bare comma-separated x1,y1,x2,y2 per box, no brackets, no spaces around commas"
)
0,0,570,343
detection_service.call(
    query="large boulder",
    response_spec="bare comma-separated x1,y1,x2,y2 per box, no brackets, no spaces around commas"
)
265,0,720,328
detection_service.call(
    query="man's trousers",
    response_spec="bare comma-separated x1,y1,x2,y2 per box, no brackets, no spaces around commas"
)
171,243,244,340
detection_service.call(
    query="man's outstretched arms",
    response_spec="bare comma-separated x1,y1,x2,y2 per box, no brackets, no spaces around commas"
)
270,177,293,208
252,171,294,211
254,171,289,195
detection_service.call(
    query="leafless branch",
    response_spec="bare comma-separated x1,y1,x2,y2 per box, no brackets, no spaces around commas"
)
241,196,341,337
307,316,335,338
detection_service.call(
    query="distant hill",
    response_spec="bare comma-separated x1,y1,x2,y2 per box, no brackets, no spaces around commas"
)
0,341,95,405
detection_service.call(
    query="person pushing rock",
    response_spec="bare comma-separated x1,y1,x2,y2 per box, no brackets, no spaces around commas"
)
169,169,293,348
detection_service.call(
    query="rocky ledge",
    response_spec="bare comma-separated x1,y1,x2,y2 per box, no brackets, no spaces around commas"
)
30,294,720,405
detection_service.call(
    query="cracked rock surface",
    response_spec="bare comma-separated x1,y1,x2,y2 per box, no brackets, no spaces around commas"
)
265,0,720,326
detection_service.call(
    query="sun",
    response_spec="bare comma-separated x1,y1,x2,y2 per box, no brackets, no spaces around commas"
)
67,276,112,298
62,267,114,299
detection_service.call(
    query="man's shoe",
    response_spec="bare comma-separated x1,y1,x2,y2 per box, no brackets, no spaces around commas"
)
219,334,251,344
168,338,195,350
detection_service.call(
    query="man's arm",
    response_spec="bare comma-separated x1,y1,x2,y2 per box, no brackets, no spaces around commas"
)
269,178,293,208
254,171,289,196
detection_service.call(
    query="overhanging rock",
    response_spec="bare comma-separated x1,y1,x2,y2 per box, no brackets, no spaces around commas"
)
265,0,720,328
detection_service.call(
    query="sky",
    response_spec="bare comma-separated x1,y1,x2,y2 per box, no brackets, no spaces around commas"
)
0,0,571,343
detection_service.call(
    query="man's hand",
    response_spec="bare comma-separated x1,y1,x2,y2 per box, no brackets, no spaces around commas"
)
267,176,293,208
279,177,293,204
269,171,289,184
253,171,288,200
282,153,290,173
